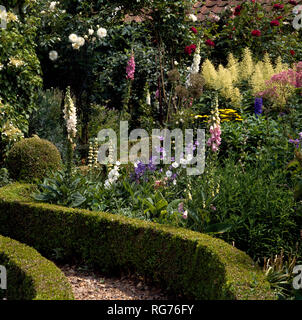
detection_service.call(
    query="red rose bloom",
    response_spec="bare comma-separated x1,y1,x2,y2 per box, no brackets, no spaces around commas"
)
190,44,197,51
190,27,198,34
251,29,261,36
234,5,242,16
273,4,284,9
185,46,192,55
205,39,215,47
290,50,295,56
276,16,283,20
270,19,280,26
289,0,298,5
185,44,197,55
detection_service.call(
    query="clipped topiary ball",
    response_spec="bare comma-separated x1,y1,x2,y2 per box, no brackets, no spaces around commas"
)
6,136,62,181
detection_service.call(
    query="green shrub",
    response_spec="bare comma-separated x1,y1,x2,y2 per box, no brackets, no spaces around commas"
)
6,137,62,182
0,183,276,300
211,160,301,262
0,234,73,300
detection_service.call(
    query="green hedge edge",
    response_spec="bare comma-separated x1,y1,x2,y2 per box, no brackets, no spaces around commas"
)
0,234,73,300
0,183,276,300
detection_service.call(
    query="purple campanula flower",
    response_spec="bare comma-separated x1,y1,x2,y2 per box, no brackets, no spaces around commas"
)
289,138,300,148
254,97,263,117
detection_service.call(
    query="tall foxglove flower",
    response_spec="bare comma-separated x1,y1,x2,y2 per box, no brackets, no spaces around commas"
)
207,95,221,152
186,42,201,87
63,86,77,145
126,54,135,80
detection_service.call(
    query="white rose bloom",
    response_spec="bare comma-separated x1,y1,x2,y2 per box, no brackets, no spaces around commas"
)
116,161,121,166
188,14,197,22
72,43,80,50
0,64,4,71
174,60,179,66
97,27,107,38
88,28,94,35
69,33,78,43
49,1,57,10
49,50,58,61
76,36,85,47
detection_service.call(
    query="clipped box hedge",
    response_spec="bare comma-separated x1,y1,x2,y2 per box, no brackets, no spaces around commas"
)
0,234,73,300
0,183,276,300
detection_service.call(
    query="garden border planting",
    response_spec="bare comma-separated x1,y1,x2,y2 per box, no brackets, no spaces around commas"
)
0,183,276,300
0,234,74,300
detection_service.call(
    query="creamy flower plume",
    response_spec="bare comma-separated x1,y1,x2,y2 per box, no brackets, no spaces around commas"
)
63,86,77,145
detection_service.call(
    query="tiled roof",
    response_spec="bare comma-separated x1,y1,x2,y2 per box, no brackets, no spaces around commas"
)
194,0,302,20
125,1,302,23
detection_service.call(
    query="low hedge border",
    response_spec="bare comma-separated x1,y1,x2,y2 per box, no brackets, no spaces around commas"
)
0,234,73,300
0,183,276,300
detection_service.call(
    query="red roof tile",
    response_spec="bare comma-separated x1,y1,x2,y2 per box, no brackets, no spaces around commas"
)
194,0,302,20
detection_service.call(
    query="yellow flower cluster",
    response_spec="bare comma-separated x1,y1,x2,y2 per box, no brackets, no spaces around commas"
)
202,56,242,107
201,47,289,106
193,108,242,123
249,52,288,95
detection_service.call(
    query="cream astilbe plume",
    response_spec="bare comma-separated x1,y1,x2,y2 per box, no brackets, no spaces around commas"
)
274,56,289,74
274,56,284,74
230,87,242,107
227,53,239,83
250,62,265,95
239,48,254,81
202,59,217,88
262,53,275,81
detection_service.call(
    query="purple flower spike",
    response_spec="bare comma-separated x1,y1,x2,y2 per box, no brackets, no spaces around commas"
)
254,97,263,117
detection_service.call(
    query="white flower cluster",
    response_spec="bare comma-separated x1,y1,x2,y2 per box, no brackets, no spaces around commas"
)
49,1,57,10
68,27,107,50
63,87,77,144
69,33,85,50
104,162,121,189
186,43,201,87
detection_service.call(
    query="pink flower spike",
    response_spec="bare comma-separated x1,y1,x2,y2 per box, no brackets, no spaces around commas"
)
126,54,135,80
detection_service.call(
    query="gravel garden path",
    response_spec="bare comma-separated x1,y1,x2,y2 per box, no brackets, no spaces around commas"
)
59,264,173,300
